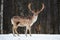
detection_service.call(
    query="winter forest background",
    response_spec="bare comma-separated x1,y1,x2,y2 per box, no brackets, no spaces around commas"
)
0,0,60,34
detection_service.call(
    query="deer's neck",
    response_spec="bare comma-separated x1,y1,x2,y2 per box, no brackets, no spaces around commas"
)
30,15,38,26
32,15,38,22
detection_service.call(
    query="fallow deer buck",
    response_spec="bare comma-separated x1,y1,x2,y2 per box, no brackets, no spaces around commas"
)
11,3,45,36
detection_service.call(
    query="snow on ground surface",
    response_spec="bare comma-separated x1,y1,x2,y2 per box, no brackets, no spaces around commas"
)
0,34,60,40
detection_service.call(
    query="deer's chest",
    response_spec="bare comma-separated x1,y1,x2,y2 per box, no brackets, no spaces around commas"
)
30,15,38,26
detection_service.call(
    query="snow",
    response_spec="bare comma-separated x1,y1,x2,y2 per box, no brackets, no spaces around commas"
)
0,34,60,40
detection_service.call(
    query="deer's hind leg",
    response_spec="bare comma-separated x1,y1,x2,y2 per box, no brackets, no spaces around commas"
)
12,25,19,36
14,26,19,36
12,25,15,36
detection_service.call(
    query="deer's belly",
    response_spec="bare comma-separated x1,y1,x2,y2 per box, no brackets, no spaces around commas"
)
17,23,26,27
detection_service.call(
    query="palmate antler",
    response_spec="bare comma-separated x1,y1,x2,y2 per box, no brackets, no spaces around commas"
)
28,3,45,15
11,3,45,36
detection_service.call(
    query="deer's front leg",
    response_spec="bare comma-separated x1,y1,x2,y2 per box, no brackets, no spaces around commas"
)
25,27,27,36
29,27,31,36
25,26,28,36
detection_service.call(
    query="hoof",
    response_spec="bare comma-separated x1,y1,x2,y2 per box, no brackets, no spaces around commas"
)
17,34,19,36
13,34,16,37
30,34,31,36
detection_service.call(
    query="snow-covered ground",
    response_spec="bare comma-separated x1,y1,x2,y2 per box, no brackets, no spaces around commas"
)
0,34,60,40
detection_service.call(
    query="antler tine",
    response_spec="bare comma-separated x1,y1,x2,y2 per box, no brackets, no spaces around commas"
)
37,3,45,14
28,3,36,14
